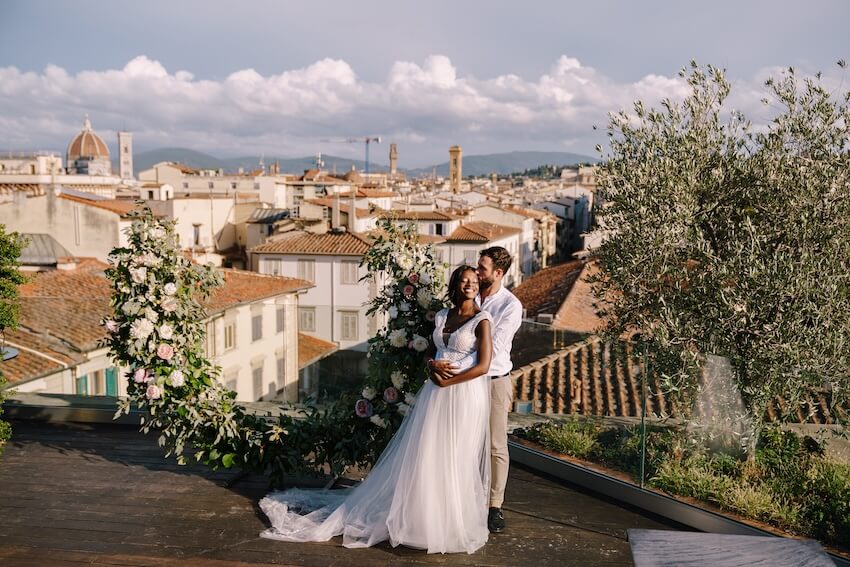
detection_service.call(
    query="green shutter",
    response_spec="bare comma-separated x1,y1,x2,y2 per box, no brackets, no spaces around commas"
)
76,375,88,395
105,368,118,396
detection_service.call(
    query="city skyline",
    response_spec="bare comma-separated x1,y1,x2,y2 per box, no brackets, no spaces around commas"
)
1,0,848,167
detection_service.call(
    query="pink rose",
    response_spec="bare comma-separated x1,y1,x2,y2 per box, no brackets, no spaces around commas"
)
403,284,414,297
133,368,148,383
354,398,373,418
425,310,436,322
157,343,175,361
104,319,119,333
161,297,178,313
383,387,399,404
146,384,162,400
407,273,420,284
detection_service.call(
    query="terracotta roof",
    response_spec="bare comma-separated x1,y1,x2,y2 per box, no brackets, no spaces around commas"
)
19,261,110,299
251,230,372,256
204,270,313,314
0,327,83,385
304,198,377,219
501,204,552,220
337,188,396,198
18,297,110,352
446,221,521,242
513,260,584,320
553,262,605,333
381,210,460,221
67,118,109,160
169,163,198,174
297,332,338,369
58,194,139,217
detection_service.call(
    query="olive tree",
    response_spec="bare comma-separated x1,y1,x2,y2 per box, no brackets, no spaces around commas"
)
591,62,850,426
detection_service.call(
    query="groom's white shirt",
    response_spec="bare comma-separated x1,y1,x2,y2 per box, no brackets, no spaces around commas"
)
476,286,523,377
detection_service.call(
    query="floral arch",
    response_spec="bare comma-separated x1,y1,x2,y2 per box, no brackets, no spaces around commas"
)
103,209,448,483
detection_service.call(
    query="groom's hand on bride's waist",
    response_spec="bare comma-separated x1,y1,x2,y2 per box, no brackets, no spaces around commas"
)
428,360,457,386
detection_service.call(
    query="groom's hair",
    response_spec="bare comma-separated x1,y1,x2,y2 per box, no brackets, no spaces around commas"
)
447,264,477,306
480,246,512,274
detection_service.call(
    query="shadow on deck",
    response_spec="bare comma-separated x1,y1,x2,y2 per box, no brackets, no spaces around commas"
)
0,420,684,566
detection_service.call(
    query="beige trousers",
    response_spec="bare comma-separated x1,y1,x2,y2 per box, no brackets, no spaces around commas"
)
489,375,513,508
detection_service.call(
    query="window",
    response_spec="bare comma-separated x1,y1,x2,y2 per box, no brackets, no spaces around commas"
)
276,306,285,334
464,250,478,265
208,181,214,189
341,311,358,341
224,321,237,351
231,182,237,190
297,259,315,282
224,370,238,395
252,311,263,342
193,225,201,246
433,248,444,263
147,190,154,199
276,354,285,387
253,364,264,400
434,223,444,236
205,320,217,357
264,258,282,276
92,369,106,395
341,261,359,284
299,307,316,332
75,375,88,395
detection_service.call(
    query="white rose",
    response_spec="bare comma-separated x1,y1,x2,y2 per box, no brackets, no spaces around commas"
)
163,282,177,296
158,323,174,340
121,300,139,316
398,255,413,271
130,266,147,284
411,335,429,352
144,307,159,323
370,415,387,428
169,369,185,387
150,226,166,239
420,273,432,285
130,318,155,340
361,386,376,400
405,392,416,406
390,370,405,389
388,305,399,319
161,297,178,313
398,403,410,416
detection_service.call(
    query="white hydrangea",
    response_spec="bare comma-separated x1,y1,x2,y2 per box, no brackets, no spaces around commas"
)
389,329,408,348
121,300,140,316
416,287,432,308
397,403,410,416
130,318,155,340
361,386,376,400
405,392,416,405
398,301,410,312
390,370,405,389
388,305,399,319
420,272,432,285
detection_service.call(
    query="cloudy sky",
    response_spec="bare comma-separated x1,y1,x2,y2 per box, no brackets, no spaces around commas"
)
1,0,847,167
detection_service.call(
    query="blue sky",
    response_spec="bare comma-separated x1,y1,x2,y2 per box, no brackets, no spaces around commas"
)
1,1,847,166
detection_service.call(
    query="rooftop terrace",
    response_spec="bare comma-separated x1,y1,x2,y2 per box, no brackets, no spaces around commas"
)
0,418,683,566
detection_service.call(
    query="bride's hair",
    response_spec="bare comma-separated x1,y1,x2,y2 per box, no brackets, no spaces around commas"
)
446,264,477,306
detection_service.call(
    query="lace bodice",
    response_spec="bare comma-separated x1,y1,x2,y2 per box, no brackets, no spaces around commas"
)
432,309,492,371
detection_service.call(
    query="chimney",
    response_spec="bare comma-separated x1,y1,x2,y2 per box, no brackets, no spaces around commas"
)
332,192,341,229
348,187,356,232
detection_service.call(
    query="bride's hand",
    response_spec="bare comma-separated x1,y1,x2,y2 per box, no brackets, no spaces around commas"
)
430,360,458,382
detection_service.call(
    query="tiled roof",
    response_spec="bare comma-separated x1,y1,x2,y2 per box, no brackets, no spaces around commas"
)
337,188,396,198
251,230,372,256
0,327,82,385
58,194,139,217
204,270,313,314
303,198,377,219
298,332,338,369
513,260,585,319
553,262,604,333
446,221,521,242
19,297,110,352
381,210,460,221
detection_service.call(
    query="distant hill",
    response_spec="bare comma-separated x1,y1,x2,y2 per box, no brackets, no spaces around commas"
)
405,151,599,178
125,148,597,177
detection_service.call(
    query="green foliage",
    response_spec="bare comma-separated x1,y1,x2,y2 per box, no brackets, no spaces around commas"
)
591,62,850,426
518,420,849,549
0,225,25,457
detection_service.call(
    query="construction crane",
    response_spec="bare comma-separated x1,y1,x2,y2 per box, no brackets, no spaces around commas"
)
320,137,381,176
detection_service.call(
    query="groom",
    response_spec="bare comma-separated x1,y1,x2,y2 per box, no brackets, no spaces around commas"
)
431,247,522,532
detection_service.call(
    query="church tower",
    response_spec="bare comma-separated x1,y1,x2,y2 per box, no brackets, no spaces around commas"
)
118,130,133,180
389,143,398,175
449,145,462,194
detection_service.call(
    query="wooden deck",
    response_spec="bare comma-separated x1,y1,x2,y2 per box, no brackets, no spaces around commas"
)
0,420,683,566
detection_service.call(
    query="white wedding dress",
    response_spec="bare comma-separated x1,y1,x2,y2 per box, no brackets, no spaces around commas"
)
259,309,492,554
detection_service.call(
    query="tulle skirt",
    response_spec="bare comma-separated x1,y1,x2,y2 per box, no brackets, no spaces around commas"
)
259,374,491,554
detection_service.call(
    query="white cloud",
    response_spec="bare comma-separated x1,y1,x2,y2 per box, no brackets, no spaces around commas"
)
0,54,833,167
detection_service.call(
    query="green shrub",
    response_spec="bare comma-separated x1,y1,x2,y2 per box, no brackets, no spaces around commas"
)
800,459,850,548
521,417,600,459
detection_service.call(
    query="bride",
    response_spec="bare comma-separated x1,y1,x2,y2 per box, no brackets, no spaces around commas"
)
260,265,494,554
